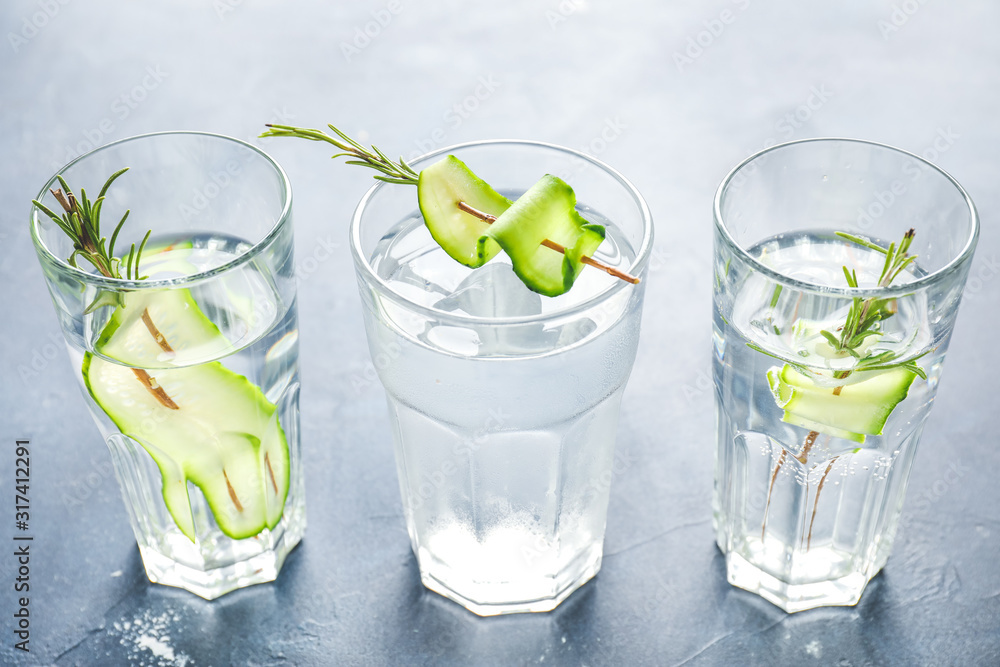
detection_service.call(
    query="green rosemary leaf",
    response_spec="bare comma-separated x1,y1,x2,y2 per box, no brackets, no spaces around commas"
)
97,167,129,200
746,341,809,375
858,349,895,365
327,124,367,152
849,330,881,348
769,284,783,308
903,359,928,380
31,199,63,224
889,255,916,284
842,265,854,287
398,155,418,178
836,232,887,254
880,241,896,284
134,229,151,279
108,213,128,262
820,329,841,350
126,243,136,279
374,175,419,185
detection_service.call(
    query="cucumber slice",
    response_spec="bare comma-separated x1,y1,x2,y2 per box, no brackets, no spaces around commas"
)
782,412,866,444
95,289,230,367
484,175,605,297
767,364,916,443
83,287,289,541
83,354,290,540
139,239,198,279
418,155,510,268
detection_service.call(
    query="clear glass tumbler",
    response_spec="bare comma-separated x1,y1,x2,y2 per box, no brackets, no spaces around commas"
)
351,140,653,615
713,138,979,612
31,132,305,599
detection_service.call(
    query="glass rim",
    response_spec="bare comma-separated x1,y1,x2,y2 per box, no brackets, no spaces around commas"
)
30,130,293,291
714,137,980,298
349,138,654,326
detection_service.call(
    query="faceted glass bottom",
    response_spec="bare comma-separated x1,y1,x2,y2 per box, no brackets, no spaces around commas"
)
419,545,603,616
725,550,874,613
139,508,305,600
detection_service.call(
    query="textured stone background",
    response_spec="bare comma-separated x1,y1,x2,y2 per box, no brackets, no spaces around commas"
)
1,1,998,665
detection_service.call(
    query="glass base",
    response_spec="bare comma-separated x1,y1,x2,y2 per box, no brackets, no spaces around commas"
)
725,550,875,613
138,507,305,600
418,545,603,616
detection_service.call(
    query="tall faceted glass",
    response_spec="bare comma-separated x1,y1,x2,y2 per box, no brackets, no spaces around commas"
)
31,132,305,600
713,138,978,612
351,140,653,615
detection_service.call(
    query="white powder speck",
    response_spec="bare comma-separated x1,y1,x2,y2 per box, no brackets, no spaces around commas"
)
805,640,823,658
111,570,123,577
138,635,175,661
108,607,191,666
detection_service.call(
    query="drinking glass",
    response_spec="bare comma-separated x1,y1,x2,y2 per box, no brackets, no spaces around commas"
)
31,132,305,599
713,138,979,612
351,140,653,615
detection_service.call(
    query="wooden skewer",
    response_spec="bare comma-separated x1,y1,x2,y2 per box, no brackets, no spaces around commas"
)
456,201,641,284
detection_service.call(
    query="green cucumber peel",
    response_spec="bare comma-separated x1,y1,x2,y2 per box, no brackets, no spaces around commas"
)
483,175,606,297
418,155,508,268
767,363,916,443
261,124,635,297
84,256,289,541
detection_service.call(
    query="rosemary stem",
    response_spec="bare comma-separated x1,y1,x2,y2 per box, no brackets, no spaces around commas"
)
49,186,178,410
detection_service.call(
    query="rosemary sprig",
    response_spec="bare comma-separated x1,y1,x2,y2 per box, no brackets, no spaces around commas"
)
32,168,151,281
261,122,641,285
32,169,178,410
819,228,926,380
261,123,419,186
